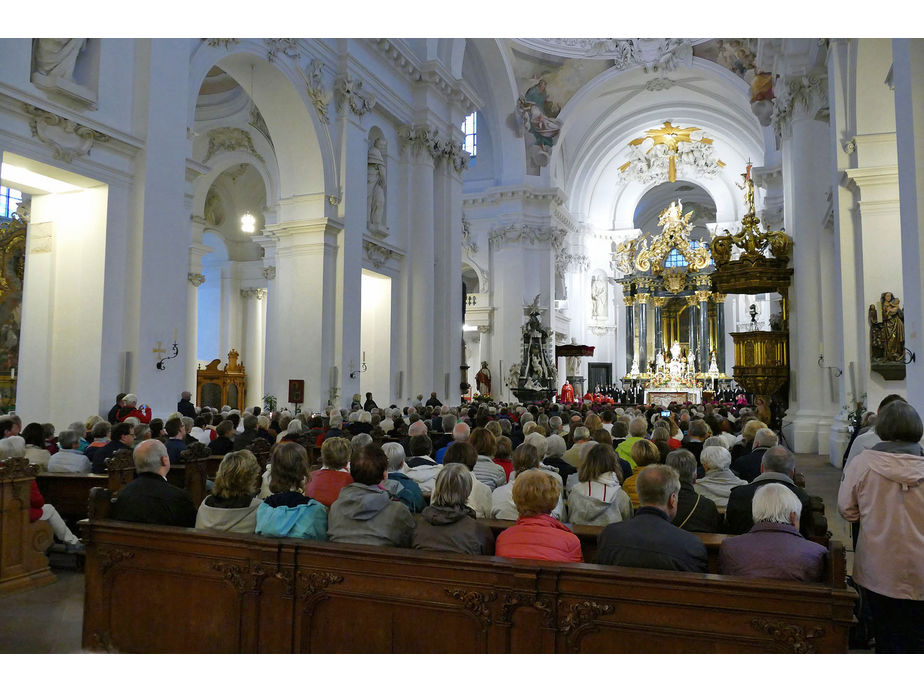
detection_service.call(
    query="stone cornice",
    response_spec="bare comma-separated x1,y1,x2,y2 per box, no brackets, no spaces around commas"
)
363,238,404,270
419,59,481,114
844,165,900,190
489,223,566,251
398,125,469,172
463,186,566,208
369,39,423,82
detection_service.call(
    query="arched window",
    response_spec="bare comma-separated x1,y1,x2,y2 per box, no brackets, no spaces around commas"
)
0,186,23,219
462,112,477,160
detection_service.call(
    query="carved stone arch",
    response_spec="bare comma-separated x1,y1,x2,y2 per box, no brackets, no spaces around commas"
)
187,41,336,204
462,258,488,295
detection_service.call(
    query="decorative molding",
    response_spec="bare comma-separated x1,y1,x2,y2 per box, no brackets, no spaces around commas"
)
499,591,555,628
842,137,856,154
211,561,266,593
296,570,343,600
23,103,110,163
645,77,676,91
771,71,828,139
444,588,495,627
265,38,300,63
304,59,331,125
558,599,615,651
750,617,825,654
334,73,375,117
0,458,35,480
590,325,616,336
262,265,276,280
489,223,566,251
369,38,423,82
240,287,267,300
464,187,565,208
398,125,470,171
363,239,400,269
513,38,693,72
461,216,478,254
204,127,265,164
619,122,725,185
187,272,206,287
249,105,273,150
477,325,492,334
203,38,238,49
98,548,135,575
555,250,589,278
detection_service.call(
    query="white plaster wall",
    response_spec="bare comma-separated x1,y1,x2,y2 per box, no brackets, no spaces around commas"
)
360,269,392,405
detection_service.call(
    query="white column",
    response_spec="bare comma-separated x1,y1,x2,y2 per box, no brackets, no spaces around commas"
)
780,71,837,453
894,39,924,416
402,130,436,404
186,234,210,395
240,288,266,410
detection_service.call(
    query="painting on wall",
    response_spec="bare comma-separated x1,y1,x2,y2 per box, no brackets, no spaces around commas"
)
693,38,774,125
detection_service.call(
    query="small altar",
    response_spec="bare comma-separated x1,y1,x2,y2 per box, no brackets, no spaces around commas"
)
646,387,701,406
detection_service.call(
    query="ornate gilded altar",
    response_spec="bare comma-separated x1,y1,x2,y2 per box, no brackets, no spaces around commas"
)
196,349,247,410
613,164,793,404
0,212,26,411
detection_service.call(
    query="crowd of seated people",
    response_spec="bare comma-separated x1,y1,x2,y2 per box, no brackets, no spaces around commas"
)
4,389,922,652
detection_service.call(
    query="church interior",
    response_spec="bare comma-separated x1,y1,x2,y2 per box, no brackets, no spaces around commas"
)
0,27,922,661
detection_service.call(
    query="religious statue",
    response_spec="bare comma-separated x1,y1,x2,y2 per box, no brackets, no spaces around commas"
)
686,348,696,373
748,303,759,330
367,137,387,235
475,361,491,396
736,161,756,215
869,292,905,362
591,277,607,319
506,362,521,391
32,39,86,80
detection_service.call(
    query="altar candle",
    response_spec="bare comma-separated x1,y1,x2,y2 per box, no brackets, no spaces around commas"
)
849,361,857,403
174,327,178,344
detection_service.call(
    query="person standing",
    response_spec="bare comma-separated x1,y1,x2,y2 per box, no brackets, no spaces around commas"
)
177,391,196,419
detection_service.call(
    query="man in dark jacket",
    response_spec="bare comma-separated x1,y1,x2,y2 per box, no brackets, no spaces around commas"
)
363,392,378,412
107,393,126,424
596,464,708,572
177,391,197,419
110,439,197,527
725,445,815,538
665,448,721,533
89,422,135,474
730,428,778,483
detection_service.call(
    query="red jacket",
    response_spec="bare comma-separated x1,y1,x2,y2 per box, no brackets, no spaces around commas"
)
496,514,583,563
29,480,44,522
118,405,152,424
306,469,354,508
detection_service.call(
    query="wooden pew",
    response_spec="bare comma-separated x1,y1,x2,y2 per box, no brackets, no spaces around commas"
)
0,458,55,594
81,496,856,653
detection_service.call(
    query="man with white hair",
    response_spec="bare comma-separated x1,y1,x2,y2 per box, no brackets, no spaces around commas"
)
563,426,595,470
719,483,826,582
110,439,197,527
730,427,779,483
381,442,425,512
435,421,469,464
177,391,196,419
48,429,91,473
694,446,747,510
116,393,152,424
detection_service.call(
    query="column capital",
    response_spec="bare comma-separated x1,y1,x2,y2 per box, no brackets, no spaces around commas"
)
695,290,712,303
187,272,205,287
240,287,267,300
685,294,699,307
771,69,829,140
712,292,727,303
651,296,668,308
635,292,650,304
622,295,635,307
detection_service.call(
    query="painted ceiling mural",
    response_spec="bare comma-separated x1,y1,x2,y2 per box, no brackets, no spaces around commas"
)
507,39,770,174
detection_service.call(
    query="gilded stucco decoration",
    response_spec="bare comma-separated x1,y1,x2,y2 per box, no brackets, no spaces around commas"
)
632,200,710,274
619,121,725,184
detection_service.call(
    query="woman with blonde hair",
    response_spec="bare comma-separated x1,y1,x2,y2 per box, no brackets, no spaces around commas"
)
196,449,262,533
731,419,767,461
495,469,582,562
584,412,602,434
622,439,660,508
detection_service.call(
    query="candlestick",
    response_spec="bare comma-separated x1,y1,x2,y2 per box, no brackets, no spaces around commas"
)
174,327,178,343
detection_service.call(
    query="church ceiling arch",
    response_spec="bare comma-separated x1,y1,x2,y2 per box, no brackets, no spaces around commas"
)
188,41,334,204
191,142,278,225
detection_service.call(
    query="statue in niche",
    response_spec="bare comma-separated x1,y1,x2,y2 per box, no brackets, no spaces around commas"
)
869,291,905,362
687,348,696,373
33,39,86,80
367,137,387,235
566,354,580,377
475,361,492,396
591,277,607,319
506,362,521,391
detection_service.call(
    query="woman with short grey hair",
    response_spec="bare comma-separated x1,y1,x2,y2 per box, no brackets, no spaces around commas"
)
412,463,495,555
694,446,747,510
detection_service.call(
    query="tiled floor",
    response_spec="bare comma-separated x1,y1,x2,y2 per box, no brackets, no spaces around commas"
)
0,453,855,654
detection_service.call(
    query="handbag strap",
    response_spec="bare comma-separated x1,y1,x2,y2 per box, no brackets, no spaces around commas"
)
677,493,700,529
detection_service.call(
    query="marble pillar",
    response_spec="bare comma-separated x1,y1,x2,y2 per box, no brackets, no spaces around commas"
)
240,288,266,410
652,296,665,359
714,293,727,373
624,295,635,374
686,297,698,358
637,293,649,371
697,290,711,372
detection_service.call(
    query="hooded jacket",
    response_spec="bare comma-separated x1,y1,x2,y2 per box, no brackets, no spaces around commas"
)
838,448,924,600
255,491,327,541
566,472,632,526
196,494,261,534
412,505,495,555
327,483,415,547
495,513,582,563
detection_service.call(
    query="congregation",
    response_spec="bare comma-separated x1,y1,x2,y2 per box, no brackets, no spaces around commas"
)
4,387,921,653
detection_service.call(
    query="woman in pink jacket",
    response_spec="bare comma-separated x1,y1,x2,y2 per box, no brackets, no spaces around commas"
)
838,400,924,653
496,468,582,563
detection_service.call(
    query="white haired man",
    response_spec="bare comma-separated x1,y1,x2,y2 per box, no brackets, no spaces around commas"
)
110,439,197,527
719,483,825,582
435,421,469,465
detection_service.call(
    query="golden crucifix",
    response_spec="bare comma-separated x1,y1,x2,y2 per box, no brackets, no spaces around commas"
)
622,121,719,182
153,341,166,360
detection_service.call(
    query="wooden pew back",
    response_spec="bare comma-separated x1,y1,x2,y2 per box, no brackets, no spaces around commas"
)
0,457,55,594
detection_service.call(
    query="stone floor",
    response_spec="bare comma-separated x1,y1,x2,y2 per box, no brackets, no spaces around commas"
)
0,453,855,654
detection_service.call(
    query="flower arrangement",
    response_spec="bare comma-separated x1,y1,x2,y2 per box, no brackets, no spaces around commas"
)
649,372,697,389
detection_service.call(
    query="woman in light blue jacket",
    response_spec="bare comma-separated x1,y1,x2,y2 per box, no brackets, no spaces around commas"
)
255,442,327,540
